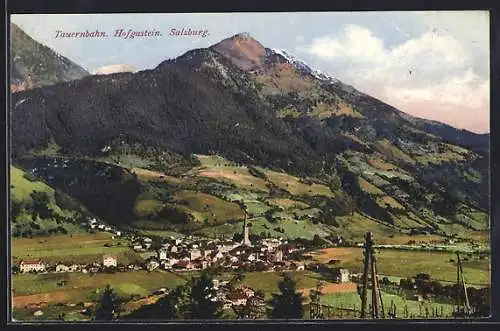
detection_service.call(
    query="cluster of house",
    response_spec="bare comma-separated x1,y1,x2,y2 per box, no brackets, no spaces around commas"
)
17,216,354,281
16,235,303,275
17,254,119,274
137,235,308,273
209,280,261,309
82,217,122,237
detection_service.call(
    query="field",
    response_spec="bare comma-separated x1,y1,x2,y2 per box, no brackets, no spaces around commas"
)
373,139,415,165
220,270,330,300
415,151,467,166
196,167,269,192
11,233,141,265
199,216,333,240
266,198,310,210
171,190,244,224
310,247,490,285
134,198,163,217
195,154,236,167
12,269,330,315
358,176,385,195
131,167,183,185
316,291,457,319
11,166,54,202
437,223,491,242
309,101,364,120
135,229,185,239
367,158,399,172
334,213,397,242
11,270,189,321
300,282,358,297
259,168,334,197
376,195,405,210
12,270,188,299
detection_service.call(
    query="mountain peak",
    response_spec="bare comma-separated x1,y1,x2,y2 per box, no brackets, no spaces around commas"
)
10,23,89,92
231,32,253,40
211,33,266,71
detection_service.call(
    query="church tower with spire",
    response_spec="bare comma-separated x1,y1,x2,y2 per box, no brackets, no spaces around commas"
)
241,204,251,246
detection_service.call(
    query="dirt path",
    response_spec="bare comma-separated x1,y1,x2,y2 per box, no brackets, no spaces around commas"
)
300,282,358,297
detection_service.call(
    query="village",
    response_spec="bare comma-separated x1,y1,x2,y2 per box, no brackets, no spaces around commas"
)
16,215,351,280
15,215,354,314
13,213,490,320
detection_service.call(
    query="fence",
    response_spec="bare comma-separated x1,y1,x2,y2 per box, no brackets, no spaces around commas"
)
307,301,456,319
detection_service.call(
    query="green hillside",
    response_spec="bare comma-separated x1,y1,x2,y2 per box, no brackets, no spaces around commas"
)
10,165,87,237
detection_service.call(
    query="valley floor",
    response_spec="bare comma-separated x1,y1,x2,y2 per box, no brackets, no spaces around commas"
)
10,232,490,321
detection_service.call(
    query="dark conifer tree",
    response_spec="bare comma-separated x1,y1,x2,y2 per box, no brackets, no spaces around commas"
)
270,273,304,319
94,284,121,320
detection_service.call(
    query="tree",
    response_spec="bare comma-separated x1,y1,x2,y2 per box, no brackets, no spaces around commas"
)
94,284,121,320
312,234,325,248
233,232,243,242
188,270,223,319
415,273,431,294
125,283,191,320
11,201,22,221
30,191,52,220
270,273,304,319
126,268,223,320
430,280,443,296
162,283,192,319
228,270,245,289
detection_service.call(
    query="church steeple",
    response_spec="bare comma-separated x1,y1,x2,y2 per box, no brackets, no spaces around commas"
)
239,201,251,246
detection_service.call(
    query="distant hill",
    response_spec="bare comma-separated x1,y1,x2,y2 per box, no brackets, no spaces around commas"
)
92,64,137,75
10,23,89,92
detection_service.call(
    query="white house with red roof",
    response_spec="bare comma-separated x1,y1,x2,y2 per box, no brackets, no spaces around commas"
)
102,254,117,267
19,259,46,273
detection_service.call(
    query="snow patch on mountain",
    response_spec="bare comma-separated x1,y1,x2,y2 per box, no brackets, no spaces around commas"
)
92,64,137,75
270,48,339,84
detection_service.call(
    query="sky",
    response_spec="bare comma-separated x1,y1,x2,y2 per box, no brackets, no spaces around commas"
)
11,12,490,133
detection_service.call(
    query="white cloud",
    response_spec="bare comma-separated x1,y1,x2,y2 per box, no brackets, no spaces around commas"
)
303,25,386,63
299,24,489,132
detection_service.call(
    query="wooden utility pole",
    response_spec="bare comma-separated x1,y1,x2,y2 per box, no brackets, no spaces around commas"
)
359,232,384,318
454,252,471,317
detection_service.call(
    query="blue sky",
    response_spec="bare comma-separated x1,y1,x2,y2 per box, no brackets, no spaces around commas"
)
11,12,490,133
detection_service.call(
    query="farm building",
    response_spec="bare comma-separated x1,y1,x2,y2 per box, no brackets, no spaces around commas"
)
19,259,46,273
68,264,82,272
102,254,117,267
55,264,69,273
157,249,168,260
190,248,202,260
333,268,350,283
268,250,283,262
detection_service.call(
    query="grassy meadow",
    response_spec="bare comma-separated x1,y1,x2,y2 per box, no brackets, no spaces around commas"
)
11,232,141,265
310,247,490,285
